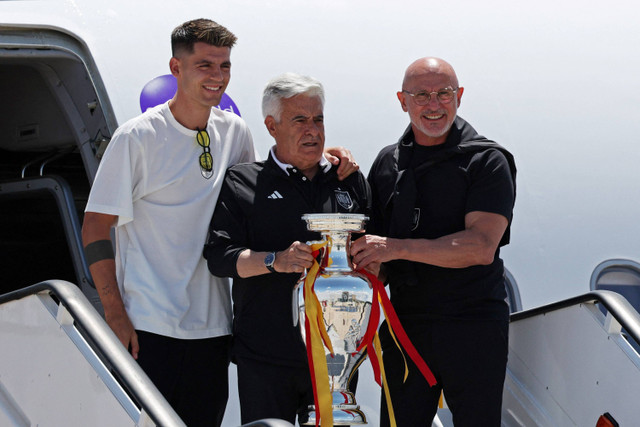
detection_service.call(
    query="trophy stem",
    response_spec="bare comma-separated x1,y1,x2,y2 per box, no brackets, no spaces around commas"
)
322,231,352,274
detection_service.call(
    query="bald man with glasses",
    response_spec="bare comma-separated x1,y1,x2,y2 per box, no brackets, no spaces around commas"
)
351,57,517,426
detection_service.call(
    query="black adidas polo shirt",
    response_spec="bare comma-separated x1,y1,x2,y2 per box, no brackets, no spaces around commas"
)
204,153,371,367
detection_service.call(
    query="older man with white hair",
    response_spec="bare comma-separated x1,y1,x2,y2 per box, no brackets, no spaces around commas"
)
204,72,371,425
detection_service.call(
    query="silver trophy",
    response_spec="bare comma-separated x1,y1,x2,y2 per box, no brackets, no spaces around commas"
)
294,213,373,425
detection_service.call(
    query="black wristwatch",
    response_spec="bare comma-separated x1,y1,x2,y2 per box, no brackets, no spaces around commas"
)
264,252,277,273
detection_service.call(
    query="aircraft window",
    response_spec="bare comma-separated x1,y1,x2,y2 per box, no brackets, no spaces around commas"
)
591,259,640,353
591,259,640,311
504,267,522,313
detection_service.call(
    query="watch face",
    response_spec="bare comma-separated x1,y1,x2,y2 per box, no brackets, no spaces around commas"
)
265,252,275,266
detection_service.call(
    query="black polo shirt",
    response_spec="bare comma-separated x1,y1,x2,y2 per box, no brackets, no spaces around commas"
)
368,117,516,321
204,153,371,367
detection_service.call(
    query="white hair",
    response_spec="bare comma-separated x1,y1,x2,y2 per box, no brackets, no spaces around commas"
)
261,72,325,121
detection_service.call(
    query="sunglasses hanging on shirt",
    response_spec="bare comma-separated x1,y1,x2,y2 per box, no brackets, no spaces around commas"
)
196,127,213,179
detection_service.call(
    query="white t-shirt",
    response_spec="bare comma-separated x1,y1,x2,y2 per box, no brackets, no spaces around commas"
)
86,101,257,339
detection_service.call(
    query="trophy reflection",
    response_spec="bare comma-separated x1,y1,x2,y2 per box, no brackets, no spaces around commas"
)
294,213,372,425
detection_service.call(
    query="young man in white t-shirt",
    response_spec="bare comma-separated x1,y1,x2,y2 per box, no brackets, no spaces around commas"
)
82,18,358,427
82,19,253,427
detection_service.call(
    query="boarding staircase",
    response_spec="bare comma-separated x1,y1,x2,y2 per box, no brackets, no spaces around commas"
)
1,281,640,426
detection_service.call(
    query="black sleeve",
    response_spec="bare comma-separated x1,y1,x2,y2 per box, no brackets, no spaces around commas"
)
348,170,374,237
353,170,373,222
466,148,515,223
366,145,396,236
363,174,373,224
203,170,248,279
366,165,382,235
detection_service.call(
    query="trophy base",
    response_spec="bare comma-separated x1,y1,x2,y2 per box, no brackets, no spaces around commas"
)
300,405,367,425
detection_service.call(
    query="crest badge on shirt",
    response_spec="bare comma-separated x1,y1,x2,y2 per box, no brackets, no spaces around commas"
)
411,208,421,231
335,190,354,210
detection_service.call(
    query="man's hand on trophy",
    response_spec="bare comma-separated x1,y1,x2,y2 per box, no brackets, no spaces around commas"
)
350,234,396,270
275,241,314,273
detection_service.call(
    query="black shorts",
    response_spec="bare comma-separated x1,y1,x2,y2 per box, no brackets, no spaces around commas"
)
135,330,231,427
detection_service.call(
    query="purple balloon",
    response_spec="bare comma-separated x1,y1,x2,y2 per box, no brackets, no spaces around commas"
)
140,75,177,112
216,93,242,117
139,74,242,117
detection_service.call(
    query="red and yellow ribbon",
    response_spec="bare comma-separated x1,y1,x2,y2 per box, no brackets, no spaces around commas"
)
356,268,437,426
302,246,437,427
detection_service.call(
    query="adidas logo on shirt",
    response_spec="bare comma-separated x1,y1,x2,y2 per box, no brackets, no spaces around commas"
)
268,191,283,199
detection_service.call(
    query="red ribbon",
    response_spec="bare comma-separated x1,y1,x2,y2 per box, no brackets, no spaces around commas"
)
356,268,437,387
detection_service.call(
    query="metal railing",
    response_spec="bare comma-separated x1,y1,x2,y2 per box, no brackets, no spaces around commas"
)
0,280,186,427
510,290,640,349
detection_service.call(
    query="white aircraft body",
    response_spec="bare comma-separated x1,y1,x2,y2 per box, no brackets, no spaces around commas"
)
2,0,640,426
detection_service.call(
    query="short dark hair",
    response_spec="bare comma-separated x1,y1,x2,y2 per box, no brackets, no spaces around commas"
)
171,19,237,57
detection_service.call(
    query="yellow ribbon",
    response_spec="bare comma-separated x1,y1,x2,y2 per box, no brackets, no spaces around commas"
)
374,332,397,427
303,241,334,426
379,294,410,383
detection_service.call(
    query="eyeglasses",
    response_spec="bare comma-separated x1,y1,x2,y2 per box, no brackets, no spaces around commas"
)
196,127,213,179
402,87,458,105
